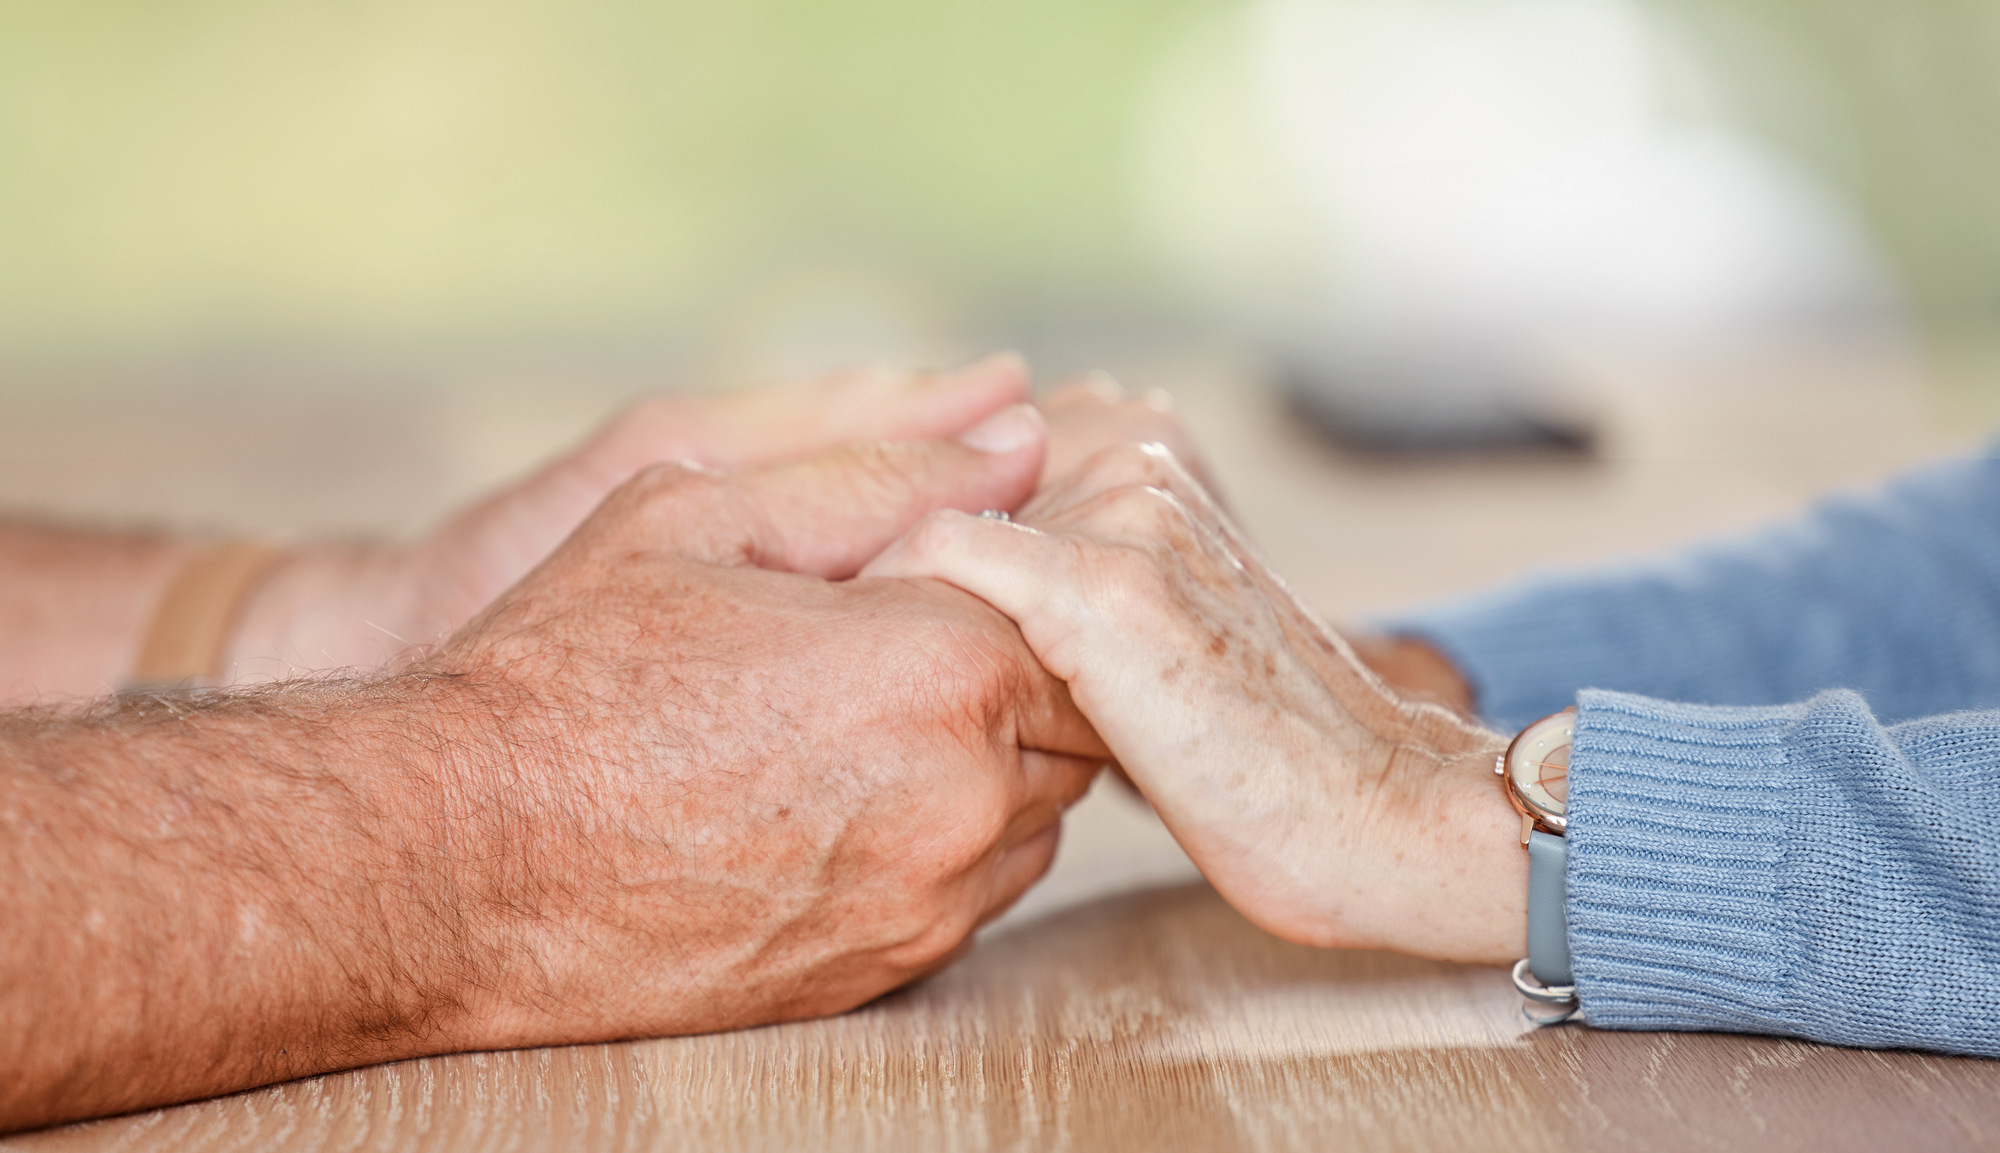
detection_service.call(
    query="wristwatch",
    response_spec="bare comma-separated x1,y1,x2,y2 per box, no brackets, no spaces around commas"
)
1496,707,1578,1023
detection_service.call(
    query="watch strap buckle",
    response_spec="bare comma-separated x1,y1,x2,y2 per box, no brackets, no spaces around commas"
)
1511,958,1579,1025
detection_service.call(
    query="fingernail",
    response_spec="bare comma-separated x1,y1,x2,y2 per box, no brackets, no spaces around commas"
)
958,403,1045,454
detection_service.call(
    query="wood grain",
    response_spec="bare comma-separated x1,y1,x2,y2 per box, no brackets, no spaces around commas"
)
14,882,1999,1152
2,342,1993,1151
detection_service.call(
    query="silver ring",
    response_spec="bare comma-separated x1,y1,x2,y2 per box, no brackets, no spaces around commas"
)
978,509,1011,522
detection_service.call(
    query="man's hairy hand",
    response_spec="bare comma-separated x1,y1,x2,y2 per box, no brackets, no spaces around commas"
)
430,410,1108,1044
0,405,1106,1132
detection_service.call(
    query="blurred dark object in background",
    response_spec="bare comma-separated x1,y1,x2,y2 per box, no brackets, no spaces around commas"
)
1282,352,1597,456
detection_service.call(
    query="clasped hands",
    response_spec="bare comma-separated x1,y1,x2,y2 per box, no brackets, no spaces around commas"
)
228,353,1527,1064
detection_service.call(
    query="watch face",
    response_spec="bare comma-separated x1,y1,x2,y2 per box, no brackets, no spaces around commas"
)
1506,711,1574,829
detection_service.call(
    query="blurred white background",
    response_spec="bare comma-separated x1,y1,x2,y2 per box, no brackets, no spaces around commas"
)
2,0,1996,387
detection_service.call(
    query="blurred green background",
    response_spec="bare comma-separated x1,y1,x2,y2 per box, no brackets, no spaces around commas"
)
2,0,1999,382
1674,0,2000,321
0,0,1211,369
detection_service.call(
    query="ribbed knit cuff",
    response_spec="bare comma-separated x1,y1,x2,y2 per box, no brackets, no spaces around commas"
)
1566,690,1802,1033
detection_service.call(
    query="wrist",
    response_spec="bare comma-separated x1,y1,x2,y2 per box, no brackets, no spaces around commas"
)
378,669,575,1051
1196,655,1520,961
1421,743,1533,964
225,544,426,679
1215,717,1522,964
392,664,638,1052
1321,735,1526,964
269,675,530,1059
1337,656,1523,962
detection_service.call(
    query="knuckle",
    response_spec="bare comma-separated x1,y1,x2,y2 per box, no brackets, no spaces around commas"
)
1118,402,1196,460
1103,482,1189,534
1078,441,1175,492
596,460,724,524
596,463,760,560
903,508,971,561
1091,541,1175,613
1132,435,1195,479
629,458,717,497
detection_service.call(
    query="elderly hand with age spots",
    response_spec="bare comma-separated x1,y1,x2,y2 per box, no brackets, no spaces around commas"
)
864,440,1535,967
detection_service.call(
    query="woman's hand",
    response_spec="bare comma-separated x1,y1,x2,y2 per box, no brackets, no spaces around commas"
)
864,441,1530,965
224,355,1034,678
1037,374,1217,492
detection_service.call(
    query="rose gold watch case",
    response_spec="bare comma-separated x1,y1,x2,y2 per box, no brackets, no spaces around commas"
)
1494,707,1575,844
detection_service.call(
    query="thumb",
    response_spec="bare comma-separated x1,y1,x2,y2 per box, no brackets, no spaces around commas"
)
654,403,1048,578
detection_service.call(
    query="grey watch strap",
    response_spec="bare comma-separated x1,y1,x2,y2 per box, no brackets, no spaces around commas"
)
1527,830,1572,987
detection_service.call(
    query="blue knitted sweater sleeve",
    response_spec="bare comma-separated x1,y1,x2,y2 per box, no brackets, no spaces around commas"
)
1382,454,2000,734
1567,689,2000,1056
1373,451,2000,1052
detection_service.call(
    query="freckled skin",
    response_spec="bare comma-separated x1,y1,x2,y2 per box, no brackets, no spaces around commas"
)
868,437,1532,967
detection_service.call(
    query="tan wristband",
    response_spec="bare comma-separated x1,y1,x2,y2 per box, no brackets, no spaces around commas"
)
130,541,286,688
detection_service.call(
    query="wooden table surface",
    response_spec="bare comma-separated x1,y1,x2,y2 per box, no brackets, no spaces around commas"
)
3,339,1997,1151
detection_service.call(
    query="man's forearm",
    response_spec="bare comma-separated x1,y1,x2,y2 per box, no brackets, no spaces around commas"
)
0,522,201,704
0,416,1087,1133
0,677,523,1131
